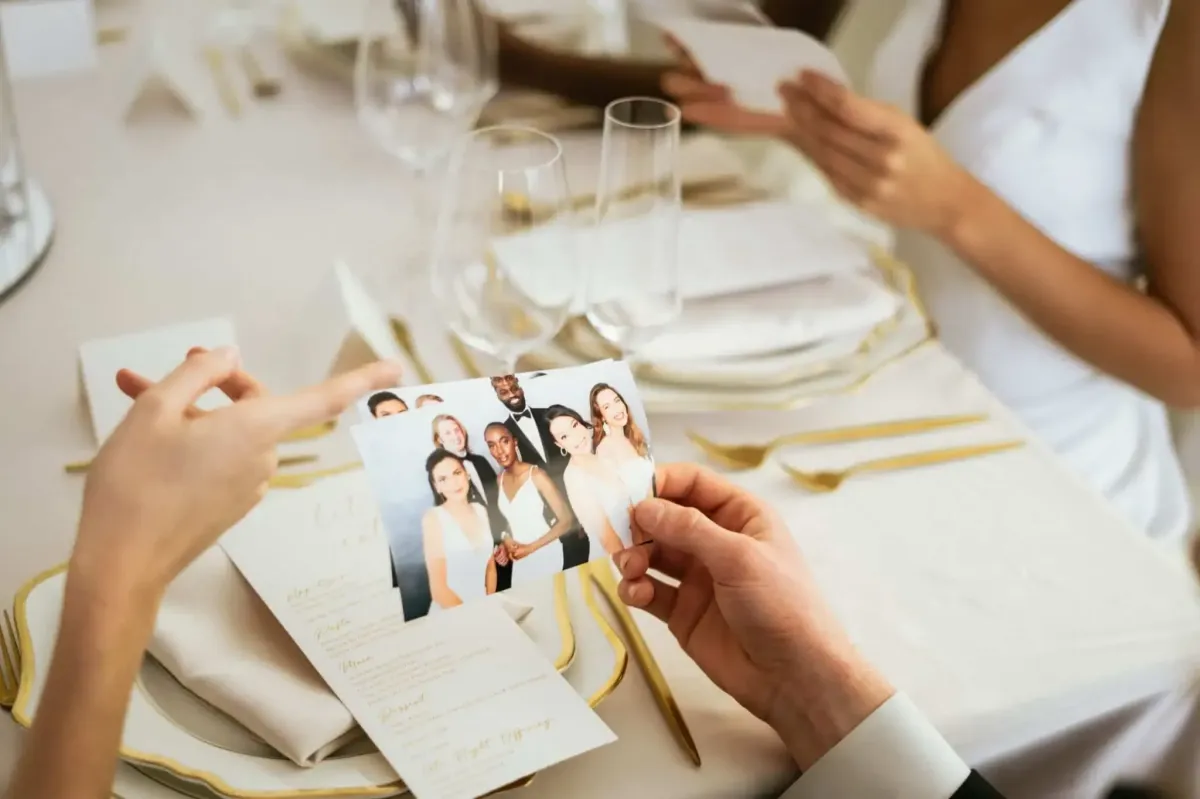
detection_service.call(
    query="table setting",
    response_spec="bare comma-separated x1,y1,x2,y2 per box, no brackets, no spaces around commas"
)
3,1,1200,798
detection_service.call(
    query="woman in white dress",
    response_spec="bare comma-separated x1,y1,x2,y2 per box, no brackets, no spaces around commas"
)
664,0,1200,543
546,405,635,558
421,450,502,610
589,382,656,505
483,423,575,583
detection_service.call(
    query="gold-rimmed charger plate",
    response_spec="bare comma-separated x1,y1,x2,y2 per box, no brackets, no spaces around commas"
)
521,250,934,412
12,565,626,799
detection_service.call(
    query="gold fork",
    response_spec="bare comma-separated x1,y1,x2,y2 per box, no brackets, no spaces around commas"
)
689,413,989,470
783,440,1024,492
1,609,21,708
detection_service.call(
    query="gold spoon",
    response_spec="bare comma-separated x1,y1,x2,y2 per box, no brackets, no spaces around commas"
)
782,440,1024,493
688,413,989,470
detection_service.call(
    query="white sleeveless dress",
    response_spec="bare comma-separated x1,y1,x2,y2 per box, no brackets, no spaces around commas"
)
498,467,565,583
616,455,656,505
432,504,493,610
867,0,1190,540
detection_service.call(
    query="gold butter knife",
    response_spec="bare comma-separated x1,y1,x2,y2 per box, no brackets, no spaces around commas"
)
204,46,242,117
66,452,318,475
390,318,436,385
588,561,700,766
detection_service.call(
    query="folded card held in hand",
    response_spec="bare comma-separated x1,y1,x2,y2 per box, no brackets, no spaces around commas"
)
658,17,850,113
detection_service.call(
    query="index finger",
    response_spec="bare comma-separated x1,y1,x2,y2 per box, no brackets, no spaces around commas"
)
798,70,894,139
245,360,403,442
652,462,765,532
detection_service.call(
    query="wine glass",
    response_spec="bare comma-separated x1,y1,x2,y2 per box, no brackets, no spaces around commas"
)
354,0,497,173
585,97,683,360
431,127,580,374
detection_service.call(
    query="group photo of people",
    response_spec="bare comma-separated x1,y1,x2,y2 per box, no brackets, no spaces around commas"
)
351,361,655,620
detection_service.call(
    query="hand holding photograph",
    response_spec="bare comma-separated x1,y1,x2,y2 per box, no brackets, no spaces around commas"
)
352,360,655,621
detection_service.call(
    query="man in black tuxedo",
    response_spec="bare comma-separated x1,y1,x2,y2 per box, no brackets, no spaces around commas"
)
491,374,590,570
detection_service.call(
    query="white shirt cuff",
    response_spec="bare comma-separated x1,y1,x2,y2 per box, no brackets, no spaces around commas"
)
780,692,969,799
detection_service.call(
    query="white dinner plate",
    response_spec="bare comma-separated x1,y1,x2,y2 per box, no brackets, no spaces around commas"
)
521,250,933,412
13,565,627,799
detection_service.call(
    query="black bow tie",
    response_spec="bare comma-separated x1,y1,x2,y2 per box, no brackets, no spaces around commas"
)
511,409,533,421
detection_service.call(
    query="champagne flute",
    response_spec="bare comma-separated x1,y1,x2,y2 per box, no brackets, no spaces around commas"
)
585,97,683,360
431,127,580,374
355,0,496,172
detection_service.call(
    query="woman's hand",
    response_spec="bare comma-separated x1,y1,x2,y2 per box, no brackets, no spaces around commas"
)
493,544,511,567
660,35,790,137
73,347,402,598
510,542,537,560
617,462,892,771
779,70,978,237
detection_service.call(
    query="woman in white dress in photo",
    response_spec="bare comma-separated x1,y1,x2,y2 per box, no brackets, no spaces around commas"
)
420,450,501,610
589,382,655,505
483,423,575,584
546,405,634,558
663,0,1200,544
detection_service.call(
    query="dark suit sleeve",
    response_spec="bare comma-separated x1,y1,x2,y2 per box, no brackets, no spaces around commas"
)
953,772,1006,799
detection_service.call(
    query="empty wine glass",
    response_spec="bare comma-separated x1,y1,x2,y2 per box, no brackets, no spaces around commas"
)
431,127,580,373
585,97,683,360
355,0,497,173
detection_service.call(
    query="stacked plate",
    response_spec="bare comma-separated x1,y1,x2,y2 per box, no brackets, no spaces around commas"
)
10,564,626,798
519,197,932,413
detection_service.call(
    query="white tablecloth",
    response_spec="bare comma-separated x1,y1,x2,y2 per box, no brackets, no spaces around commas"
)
3,12,1200,799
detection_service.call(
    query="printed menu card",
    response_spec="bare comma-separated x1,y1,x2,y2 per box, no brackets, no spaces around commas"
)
222,470,616,799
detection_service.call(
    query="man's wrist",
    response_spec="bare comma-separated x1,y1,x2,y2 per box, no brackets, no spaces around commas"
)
767,649,895,772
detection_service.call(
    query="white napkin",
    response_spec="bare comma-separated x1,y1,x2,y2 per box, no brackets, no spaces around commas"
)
149,547,533,766
638,271,900,362
493,200,873,310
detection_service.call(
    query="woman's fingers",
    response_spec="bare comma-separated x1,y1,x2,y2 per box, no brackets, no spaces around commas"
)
662,71,728,103
187,347,268,401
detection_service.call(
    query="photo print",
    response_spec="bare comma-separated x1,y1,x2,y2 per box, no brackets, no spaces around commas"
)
351,361,656,621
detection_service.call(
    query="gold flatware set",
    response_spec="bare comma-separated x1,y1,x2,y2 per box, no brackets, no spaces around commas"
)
689,413,1023,490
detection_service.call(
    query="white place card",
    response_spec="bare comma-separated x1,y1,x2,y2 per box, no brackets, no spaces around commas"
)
78,317,237,444
1,0,97,80
222,486,614,799
658,17,850,113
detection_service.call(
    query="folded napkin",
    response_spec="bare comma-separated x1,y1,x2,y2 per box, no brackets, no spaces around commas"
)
637,271,900,363
150,547,533,766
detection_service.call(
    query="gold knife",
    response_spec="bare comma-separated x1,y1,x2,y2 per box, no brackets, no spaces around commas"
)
588,561,701,766
390,318,435,384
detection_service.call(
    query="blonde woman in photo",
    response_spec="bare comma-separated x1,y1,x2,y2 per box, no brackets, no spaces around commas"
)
421,449,500,610
546,405,633,558
590,382,655,505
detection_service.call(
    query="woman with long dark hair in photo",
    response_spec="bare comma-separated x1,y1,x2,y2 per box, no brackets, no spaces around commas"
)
421,449,501,610
483,423,575,583
590,382,655,505
546,405,633,557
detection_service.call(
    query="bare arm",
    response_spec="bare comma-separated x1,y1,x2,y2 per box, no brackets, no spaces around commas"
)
498,1,847,109
422,512,462,608
940,4,1200,406
486,557,498,594
4,551,158,799
519,469,576,555
564,469,624,555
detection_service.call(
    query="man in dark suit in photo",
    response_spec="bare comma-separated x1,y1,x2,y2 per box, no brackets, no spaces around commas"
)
491,374,590,569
